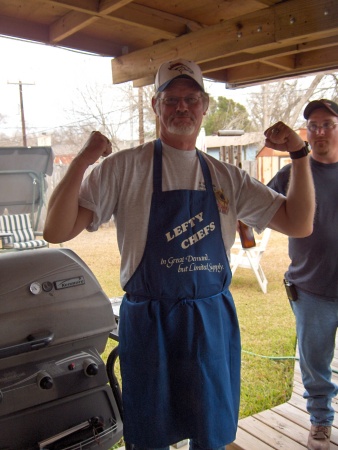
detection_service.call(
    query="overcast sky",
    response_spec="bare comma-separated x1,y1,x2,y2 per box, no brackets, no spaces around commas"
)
0,36,260,137
0,37,116,133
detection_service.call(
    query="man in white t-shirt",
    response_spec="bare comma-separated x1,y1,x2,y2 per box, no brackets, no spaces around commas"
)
44,59,315,450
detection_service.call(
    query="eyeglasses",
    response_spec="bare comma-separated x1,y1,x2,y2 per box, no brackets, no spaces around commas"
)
307,121,338,133
159,95,203,106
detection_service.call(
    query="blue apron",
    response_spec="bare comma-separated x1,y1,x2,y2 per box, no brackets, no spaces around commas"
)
119,139,241,448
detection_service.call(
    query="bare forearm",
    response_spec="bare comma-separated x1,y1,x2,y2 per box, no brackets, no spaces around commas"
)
43,157,91,243
264,122,315,237
269,157,315,236
44,131,112,243
285,157,315,235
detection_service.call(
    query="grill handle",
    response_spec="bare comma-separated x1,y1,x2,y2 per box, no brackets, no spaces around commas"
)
0,330,54,359
38,417,104,450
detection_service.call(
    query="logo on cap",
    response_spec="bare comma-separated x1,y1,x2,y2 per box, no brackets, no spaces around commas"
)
168,62,194,76
155,58,205,92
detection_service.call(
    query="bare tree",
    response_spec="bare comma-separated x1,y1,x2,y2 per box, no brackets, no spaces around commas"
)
288,75,326,127
0,112,29,146
117,83,156,142
0,81,157,150
247,72,338,131
67,82,131,152
64,82,157,151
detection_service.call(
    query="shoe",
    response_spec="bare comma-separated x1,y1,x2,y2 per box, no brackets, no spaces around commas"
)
307,425,331,450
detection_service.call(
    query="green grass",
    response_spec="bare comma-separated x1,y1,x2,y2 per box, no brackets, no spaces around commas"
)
231,232,296,417
52,226,296,445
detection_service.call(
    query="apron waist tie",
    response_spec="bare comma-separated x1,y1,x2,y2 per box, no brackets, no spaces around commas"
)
124,289,228,303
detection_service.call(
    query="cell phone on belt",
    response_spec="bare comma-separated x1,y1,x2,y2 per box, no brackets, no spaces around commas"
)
283,278,298,301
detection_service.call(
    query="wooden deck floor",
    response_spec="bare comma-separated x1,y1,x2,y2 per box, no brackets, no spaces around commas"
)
227,342,338,449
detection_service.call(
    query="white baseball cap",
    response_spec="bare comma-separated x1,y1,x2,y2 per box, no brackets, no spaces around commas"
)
155,59,205,92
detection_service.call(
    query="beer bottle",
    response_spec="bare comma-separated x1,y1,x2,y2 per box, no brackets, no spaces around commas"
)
237,220,256,248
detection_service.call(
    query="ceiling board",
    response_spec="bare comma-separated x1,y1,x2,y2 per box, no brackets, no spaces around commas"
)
0,0,337,88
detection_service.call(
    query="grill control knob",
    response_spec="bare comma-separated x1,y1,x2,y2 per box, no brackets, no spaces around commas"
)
37,371,53,390
83,359,99,377
29,282,42,295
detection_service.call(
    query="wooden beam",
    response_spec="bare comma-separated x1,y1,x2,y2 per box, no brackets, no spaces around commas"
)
99,0,135,14
45,0,202,41
106,3,202,36
0,15,50,43
44,0,133,14
199,36,338,75
50,11,98,42
216,46,338,87
58,32,124,55
260,55,296,71
111,0,338,84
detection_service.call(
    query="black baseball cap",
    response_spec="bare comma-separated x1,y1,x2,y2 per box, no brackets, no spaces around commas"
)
304,99,338,119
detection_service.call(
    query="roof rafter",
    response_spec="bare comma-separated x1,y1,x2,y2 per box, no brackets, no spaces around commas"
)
0,0,337,88
112,0,338,85
46,0,202,44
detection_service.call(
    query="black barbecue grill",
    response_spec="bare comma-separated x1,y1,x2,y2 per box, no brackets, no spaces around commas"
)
0,248,123,450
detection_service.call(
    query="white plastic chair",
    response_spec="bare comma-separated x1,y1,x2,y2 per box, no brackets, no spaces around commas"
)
230,228,271,293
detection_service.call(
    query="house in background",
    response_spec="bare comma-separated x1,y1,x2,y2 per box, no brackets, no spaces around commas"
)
202,130,264,178
256,129,308,184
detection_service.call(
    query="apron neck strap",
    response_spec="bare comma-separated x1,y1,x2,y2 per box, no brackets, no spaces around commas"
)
196,150,213,192
153,139,162,192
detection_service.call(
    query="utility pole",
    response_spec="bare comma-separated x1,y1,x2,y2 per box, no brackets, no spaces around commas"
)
8,81,34,147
